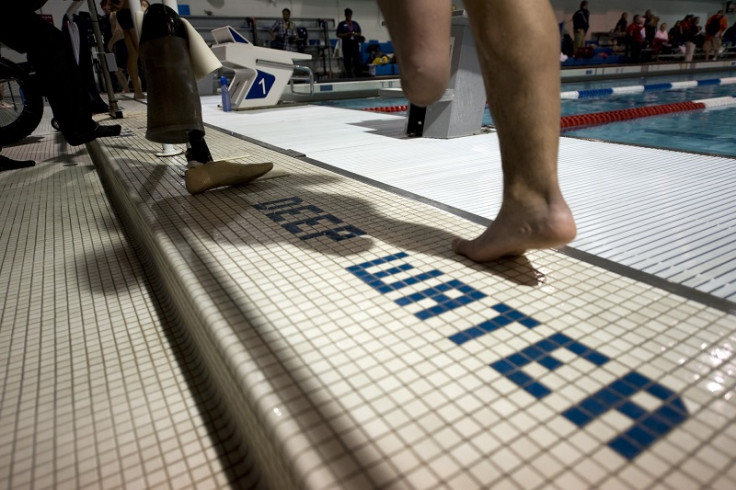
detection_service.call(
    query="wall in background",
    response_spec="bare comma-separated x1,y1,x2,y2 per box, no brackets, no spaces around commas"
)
551,0,728,36
3,0,730,62
31,0,729,42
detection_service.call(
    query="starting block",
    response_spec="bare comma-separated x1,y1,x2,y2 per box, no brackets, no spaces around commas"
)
210,26,312,109
406,10,486,139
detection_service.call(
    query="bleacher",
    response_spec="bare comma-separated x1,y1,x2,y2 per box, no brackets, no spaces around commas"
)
562,40,736,67
360,40,399,76
186,15,734,79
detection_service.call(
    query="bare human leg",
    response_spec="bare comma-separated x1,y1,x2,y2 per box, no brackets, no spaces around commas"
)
451,0,576,261
114,68,129,94
123,28,145,99
376,0,452,107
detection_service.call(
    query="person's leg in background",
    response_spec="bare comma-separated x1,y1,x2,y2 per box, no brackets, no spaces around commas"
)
631,40,642,63
0,7,120,146
72,13,110,113
113,40,130,93
122,26,145,99
343,44,358,78
346,46,356,78
342,48,352,78
574,28,585,52
349,44,363,77
684,41,696,62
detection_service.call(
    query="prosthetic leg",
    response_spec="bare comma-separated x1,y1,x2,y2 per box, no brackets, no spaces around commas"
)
138,4,271,194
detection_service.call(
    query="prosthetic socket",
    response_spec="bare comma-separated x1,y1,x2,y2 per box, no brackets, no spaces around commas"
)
139,4,204,144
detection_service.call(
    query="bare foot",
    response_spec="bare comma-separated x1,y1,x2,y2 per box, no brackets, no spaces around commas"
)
453,197,576,262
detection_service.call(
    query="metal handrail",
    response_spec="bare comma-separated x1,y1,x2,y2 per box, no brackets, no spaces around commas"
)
289,65,314,96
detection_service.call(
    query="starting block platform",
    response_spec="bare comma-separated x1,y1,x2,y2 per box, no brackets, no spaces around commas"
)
211,26,312,110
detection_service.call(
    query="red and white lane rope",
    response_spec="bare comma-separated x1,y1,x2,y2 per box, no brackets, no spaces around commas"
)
362,96,736,129
559,96,736,129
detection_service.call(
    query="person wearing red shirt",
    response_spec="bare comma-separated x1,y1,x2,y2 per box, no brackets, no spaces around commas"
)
703,10,729,60
626,15,646,63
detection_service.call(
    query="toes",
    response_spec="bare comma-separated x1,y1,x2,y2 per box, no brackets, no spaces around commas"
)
452,237,466,254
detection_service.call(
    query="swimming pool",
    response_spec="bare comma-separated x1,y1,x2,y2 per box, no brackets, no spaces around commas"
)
315,71,736,158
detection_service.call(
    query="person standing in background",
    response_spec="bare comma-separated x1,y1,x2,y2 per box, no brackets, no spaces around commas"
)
270,8,298,51
572,1,590,52
680,14,697,61
643,9,657,45
703,10,728,60
336,8,363,78
106,0,146,99
626,14,646,63
612,12,628,46
99,0,130,93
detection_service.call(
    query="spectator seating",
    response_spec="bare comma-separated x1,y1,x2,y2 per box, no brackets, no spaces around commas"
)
360,40,399,76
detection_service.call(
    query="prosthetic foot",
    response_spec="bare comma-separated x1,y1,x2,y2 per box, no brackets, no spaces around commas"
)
185,160,273,194
140,5,273,194
184,133,272,194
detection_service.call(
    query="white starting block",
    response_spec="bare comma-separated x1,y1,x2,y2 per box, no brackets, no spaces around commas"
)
210,26,312,109
406,10,486,139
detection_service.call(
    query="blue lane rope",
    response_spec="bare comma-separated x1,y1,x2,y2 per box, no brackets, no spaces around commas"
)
561,77,736,99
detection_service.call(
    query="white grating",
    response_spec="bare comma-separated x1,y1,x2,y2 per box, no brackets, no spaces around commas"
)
201,99,736,302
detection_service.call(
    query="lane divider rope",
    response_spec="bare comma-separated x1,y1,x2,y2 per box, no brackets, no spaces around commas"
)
362,96,736,129
364,105,409,113
560,76,736,99
560,96,736,129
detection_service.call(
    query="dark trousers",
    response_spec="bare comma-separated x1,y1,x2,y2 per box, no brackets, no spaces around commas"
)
63,13,109,111
342,46,361,78
0,7,95,139
629,42,643,63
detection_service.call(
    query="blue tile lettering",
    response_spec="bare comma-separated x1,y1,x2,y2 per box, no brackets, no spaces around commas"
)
289,222,366,241
253,197,304,211
563,372,688,460
347,253,444,294
254,196,366,242
449,303,540,345
266,205,325,222
345,251,689,460
490,331,687,460
490,332,610,399
394,279,487,320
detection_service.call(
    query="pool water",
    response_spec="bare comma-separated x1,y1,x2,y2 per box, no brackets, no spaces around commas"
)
315,71,736,158
559,71,736,156
563,101,735,156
